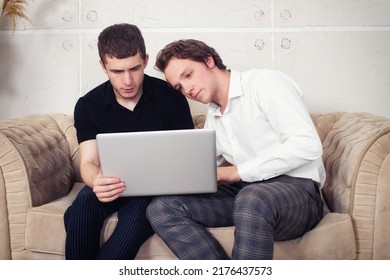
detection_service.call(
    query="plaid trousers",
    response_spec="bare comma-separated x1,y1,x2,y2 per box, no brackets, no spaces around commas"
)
146,175,323,260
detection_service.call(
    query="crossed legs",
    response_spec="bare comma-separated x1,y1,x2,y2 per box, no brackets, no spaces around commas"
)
147,175,323,260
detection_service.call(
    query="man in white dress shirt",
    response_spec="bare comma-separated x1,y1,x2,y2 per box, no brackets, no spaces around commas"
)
147,39,325,259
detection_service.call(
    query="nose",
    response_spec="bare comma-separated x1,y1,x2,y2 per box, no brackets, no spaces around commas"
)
182,82,193,96
123,72,133,85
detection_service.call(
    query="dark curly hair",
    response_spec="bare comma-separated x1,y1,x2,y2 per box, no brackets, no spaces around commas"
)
98,23,146,64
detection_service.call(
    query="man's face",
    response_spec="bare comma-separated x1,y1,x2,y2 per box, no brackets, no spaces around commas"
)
100,52,148,103
164,57,216,104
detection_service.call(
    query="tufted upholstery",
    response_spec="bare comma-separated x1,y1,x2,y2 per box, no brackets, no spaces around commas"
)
310,113,390,259
0,112,389,260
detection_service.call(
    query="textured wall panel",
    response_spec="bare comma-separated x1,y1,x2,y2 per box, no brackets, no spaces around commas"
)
0,0,79,30
275,0,390,26
274,31,390,117
0,34,79,119
81,0,270,28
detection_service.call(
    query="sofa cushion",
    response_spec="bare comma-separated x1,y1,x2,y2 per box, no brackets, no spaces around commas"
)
135,213,356,260
25,183,356,260
103,212,356,260
25,183,84,255
274,213,356,259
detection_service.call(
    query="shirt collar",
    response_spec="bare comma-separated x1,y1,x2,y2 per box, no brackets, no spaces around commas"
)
103,82,117,108
229,69,244,99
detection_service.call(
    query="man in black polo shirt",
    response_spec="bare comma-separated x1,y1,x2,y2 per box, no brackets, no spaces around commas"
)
63,23,194,259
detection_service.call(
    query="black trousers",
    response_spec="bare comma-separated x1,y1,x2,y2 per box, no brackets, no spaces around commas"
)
64,186,153,259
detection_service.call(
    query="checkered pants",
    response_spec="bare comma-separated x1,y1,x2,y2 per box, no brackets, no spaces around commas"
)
146,175,323,260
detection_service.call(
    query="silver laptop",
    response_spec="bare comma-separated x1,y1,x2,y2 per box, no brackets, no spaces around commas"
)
96,129,217,196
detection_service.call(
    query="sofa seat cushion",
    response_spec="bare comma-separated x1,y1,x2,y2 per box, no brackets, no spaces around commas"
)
104,213,356,260
25,182,356,260
25,182,84,256
274,213,356,259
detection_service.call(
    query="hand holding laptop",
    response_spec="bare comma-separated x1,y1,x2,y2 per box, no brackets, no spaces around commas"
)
90,171,126,202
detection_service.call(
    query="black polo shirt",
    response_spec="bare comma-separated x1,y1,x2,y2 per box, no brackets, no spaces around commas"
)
74,74,194,144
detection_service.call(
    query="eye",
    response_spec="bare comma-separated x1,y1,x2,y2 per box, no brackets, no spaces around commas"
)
185,71,192,78
111,70,122,74
130,65,141,71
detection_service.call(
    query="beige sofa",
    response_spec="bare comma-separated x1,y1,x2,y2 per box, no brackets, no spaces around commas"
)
1,112,389,260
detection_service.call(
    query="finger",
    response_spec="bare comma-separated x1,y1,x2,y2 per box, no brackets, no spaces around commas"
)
94,181,124,194
94,176,121,187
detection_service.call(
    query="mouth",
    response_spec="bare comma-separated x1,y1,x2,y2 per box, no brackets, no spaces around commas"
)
123,87,135,94
191,91,201,99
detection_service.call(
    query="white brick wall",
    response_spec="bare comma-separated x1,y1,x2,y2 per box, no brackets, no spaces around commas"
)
0,0,389,119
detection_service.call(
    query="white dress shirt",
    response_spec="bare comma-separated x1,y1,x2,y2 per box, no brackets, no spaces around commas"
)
205,69,326,187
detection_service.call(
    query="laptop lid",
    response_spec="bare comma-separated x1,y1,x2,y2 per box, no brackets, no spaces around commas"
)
96,129,217,196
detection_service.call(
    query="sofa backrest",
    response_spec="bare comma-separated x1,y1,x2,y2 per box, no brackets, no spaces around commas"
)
311,112,390,215
49,114,82,183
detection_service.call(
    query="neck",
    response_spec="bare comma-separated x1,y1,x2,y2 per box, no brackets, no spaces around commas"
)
116,88,143,111
213,70,231,114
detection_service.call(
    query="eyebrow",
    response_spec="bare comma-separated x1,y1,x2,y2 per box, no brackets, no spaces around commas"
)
109,64,142,72
179,67,191,78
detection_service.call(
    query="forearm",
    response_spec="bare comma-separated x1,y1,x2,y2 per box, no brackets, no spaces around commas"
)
237,136,323,182
80,162,100,188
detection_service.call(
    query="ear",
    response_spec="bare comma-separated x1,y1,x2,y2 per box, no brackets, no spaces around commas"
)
205,56,215,68
144,54,149,68
99,60,108,74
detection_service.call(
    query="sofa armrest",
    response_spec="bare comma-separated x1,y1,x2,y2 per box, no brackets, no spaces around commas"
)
192,114,206,129
0,114,76,259
0,114,76,206
0,132,33,258
319,112,390,259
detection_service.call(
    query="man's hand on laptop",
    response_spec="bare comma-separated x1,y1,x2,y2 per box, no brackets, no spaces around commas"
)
92,172,126,202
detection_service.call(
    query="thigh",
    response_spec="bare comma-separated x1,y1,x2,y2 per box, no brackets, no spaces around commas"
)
234,176,323,241
117,196,153,222
149,183,242,227
65,186,134,222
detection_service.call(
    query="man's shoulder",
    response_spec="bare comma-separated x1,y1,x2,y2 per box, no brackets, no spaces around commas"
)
144,74,183,99
240,69,295,86
80,80,110,101
74,80,111,116
144,74,173,91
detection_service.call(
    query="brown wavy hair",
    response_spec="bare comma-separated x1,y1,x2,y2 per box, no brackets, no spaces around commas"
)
155,39,227,72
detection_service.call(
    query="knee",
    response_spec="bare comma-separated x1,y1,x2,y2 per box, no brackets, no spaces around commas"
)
69,186,100,214
146,197,163,221
234,185,273,219
235,185,263,207
146,196,187,225
73,186,97,204
146,197,171,224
